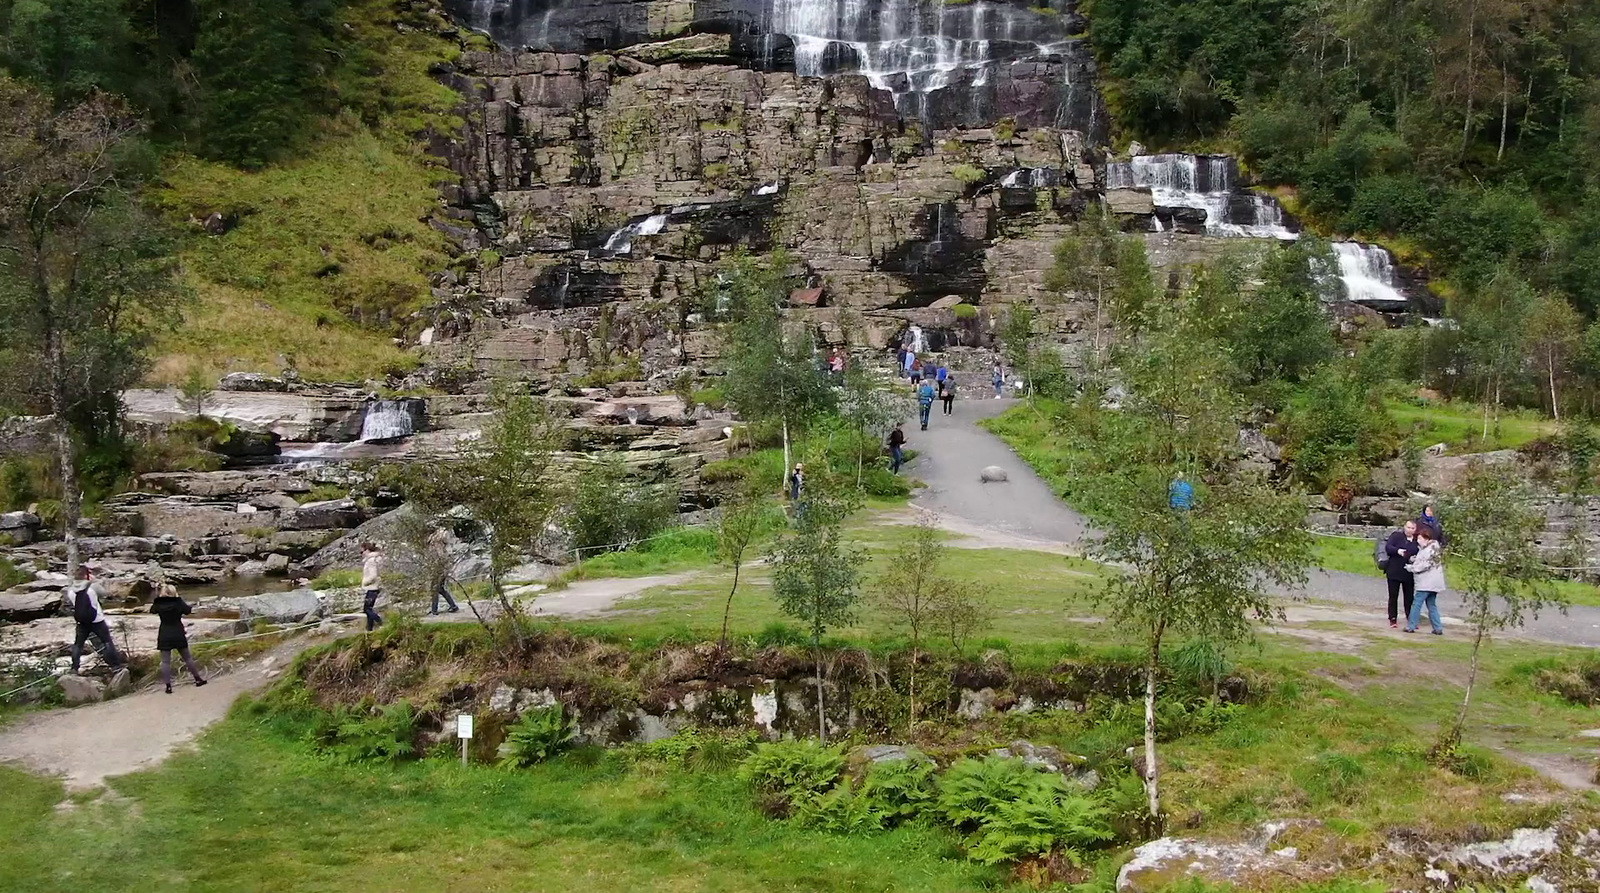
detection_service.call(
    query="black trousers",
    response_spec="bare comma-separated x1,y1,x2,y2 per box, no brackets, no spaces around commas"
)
942,395,954,414
431,583,458,614
363,590,383,631
71,621,124,673
1386,578,1415,623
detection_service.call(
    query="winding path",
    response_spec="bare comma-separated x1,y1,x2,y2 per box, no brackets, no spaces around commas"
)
907,397,1600,650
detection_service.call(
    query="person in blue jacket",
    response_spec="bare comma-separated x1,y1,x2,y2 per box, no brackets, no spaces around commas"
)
1168,474,1194,511
917,379,937,430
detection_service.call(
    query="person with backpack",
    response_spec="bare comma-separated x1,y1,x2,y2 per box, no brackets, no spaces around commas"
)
149,583,207,693
887,424,906,474
1380,521,1419,629
917,378,937,430
360,541,385,632
940,374,956,415
992,363,1005,398
1404,528,1446,635
64,565,125,675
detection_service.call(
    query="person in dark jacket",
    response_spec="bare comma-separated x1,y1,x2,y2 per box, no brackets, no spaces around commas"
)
888,424,906,473
1415,504,1446,545
1384,521,1419,629
149,585,207,693
940,375,956,415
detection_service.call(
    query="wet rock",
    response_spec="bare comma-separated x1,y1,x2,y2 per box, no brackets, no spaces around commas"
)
59,675,105,705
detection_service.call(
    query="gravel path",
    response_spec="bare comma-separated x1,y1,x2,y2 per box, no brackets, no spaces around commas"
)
906,396,1600,649
0,572,702,790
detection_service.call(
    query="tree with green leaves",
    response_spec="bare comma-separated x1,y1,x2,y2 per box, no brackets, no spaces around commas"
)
0,78,183,576
768,487,866,741
710,252,836,474
1092,470,1313,824
397,382,566,644
1045,204,1121,357
1522,292,1583,420
716,486,768,653
1457,266,1535,438
1433,463,1563,761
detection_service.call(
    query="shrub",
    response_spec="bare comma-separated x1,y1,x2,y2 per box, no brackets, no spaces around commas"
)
754,621,808,648
936,755,1039,829
738,740,845,810
311,701,417,763
500,705,579,767
860,753,938,825
953,164,986,185
861,466,912,498
568,454,676,555
952,303,978,320
312,569,362,589
968,778,1112,866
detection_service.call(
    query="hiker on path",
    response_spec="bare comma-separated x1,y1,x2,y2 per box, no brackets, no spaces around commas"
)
940,374,956,415
360,541,385,632
428,525,460,616
935,364,948,385
1415,504,1446,545
917,379,937,430
64,565,125,676
903,348,917,377
888,424,906,473
788,462,805,502
149,584,207,693
1404,528,1446,635
910,359,924,385
992,363,1004,398
1383,521,1419,629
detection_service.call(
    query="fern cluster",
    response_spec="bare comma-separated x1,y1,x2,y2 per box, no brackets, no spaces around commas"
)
737,746,1116,867
309,701,417,764
499,706,578,768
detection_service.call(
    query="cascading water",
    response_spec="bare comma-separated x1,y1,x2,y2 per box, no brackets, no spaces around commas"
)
1333,242,1408,309
601,213,669,255
1105,154,1295,239
359,400,418,442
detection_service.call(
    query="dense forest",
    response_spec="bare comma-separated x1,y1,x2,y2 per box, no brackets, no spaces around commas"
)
1088,0,1600,316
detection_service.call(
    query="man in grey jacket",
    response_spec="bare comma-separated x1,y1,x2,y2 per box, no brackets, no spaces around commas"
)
64,565,126,675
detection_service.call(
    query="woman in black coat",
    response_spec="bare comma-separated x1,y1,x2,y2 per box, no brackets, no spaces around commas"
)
149,586,208,693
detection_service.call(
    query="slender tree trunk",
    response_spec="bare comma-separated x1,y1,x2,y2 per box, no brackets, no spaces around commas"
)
908,632,919,734
718,561,743,653
45,332,81,578
814,640,826,742
1498,61,1510,161
1461,0,1478,158
782,416,791,485
1549,352,1561,422
1143,619,1166,822
1452,618,1488,741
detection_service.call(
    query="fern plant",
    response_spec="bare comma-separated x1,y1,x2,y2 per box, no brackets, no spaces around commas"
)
969,776,1112,866
314,701,417,763
935,755,1038,830
500,705,578,768
793,779,883,835
860,753,938,825
738,740,844,807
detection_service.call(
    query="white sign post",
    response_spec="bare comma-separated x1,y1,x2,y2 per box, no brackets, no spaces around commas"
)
457,714,474,766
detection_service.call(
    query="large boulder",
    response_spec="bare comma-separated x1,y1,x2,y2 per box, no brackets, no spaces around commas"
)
1117,836,1316,892
0,511,42,545
59,675,105,705
218,372,289,392
0,588,61,622
282,498,363,531
235,589,323,624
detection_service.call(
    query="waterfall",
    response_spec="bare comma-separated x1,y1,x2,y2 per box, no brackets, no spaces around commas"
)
601,213,670,256
359,400,418,442
769,0,1082,118
754,182,783,196
1106,154,1295,239
1334,242,1409,308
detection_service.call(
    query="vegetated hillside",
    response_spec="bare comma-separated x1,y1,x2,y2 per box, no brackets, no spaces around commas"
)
1085,0,1600,310
0,0,473,383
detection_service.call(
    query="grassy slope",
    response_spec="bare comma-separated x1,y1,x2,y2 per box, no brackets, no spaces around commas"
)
1386,398,1561,454
146,0,468,384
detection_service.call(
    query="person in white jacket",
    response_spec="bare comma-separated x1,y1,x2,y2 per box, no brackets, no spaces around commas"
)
1404,528,1446,635
360,541,384,632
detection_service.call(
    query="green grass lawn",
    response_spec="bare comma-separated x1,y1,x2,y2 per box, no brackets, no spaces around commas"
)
1385,398,1563,454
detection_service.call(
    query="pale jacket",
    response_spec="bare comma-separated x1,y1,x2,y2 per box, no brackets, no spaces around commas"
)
63,581,107,624
361,553,383,590
1406,542,1447,593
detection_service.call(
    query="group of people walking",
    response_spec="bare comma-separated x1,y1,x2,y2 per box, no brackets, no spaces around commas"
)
65,563,206,694
1379,505,1448,634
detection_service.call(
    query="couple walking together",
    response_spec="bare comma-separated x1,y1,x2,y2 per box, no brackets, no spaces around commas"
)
1380,507,1447,634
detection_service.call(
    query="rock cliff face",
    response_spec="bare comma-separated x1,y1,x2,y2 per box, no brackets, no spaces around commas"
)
425,11,1108,381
